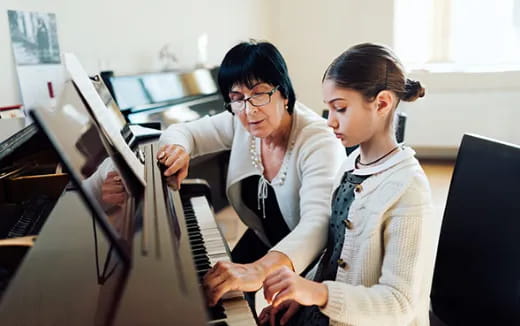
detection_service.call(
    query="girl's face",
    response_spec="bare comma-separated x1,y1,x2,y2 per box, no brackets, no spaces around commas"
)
322,79,380,148
229,82,289,138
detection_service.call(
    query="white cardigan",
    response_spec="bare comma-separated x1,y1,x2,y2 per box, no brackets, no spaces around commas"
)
320,147,441,326
159,102,345,273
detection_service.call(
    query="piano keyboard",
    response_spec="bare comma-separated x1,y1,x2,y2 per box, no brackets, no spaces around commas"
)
182,195,257,326
7,196,54,238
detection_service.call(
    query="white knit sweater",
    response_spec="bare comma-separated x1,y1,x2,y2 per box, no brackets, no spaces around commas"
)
320,147,441,326
159,103,345,273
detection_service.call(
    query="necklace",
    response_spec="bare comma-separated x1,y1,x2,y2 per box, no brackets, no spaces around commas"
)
249,113,295,218
250,135,296,218
250,136,296,185
356,145,400,167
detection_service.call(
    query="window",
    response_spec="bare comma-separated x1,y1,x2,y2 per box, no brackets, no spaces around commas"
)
394,0,520,72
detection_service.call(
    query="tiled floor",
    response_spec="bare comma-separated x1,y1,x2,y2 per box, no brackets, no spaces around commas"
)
215,160,455,248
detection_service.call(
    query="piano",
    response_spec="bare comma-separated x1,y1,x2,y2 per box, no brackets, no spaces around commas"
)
0,154,255,325
0,121,70,296
0,74,255,325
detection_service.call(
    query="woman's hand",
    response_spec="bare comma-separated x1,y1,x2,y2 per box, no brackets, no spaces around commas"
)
202,261,266,306
156,144,189,189
258,300,300,326
101,171,127,206
263,266,328,308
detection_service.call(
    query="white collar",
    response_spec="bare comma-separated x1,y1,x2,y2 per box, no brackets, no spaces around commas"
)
345,145,416,176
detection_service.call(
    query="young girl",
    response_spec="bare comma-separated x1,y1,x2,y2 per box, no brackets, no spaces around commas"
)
259,43,440,326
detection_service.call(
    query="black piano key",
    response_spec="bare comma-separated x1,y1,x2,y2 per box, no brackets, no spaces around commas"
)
181,194,256,325
7,196,54,238
193,254,209,263
195,259,211,267
188,237,202,244
191,249,206,256
189,239,204,246
193,255,209,264
198,269,210,278
196,264,210,272
193,254,210,262
197,265,211,273
192,248,206,256
181,196,235,322
193,252,208,259
195,261,211,270
188,233,204,240
195,257,208,265
191,243,207,250
190,240,204,247
187,225,201,232
188,233,203,240
207,303,227,321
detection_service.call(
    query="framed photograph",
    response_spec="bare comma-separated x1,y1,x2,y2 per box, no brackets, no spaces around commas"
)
8,10,61,65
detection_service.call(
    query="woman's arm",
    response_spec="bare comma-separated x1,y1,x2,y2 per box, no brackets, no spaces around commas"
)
159,111,235,158
203,251,294,306
203,129,344,305
270,131,345,273
158,112,235,187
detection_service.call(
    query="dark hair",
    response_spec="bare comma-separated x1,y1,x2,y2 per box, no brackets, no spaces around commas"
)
323,43,425,103
218,40,296,114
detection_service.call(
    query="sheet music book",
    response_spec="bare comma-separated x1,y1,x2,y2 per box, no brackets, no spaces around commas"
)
62,53,145,186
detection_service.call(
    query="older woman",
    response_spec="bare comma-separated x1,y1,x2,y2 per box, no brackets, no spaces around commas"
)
157,41,344,308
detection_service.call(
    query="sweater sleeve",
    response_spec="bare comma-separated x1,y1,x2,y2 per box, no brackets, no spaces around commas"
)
320,172,436,325
159,111,235,158
270,130,345,273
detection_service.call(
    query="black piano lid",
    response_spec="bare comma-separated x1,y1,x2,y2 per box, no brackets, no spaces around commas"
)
24,84,208,325
29,81,140,266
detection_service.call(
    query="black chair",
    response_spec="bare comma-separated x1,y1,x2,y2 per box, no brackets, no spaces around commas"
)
430,134,520,325
321,110,407,155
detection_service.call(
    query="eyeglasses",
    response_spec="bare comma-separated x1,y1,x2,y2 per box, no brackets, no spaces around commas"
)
225,85,280,114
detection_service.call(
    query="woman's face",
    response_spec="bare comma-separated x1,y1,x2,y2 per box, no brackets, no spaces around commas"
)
229,82,289,138
322,79,378,148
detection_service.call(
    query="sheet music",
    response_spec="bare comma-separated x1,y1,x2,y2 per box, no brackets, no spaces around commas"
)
63,53,146,186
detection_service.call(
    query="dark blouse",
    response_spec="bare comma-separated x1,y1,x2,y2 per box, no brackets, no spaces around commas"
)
241,175,290,246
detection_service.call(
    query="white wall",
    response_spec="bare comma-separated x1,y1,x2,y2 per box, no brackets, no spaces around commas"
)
401,71,520,155
2,0,518,155
270,0,394,114
270,0,520,155
0,0,274,107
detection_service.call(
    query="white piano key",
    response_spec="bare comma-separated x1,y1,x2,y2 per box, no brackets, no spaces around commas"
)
188,196,255,324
